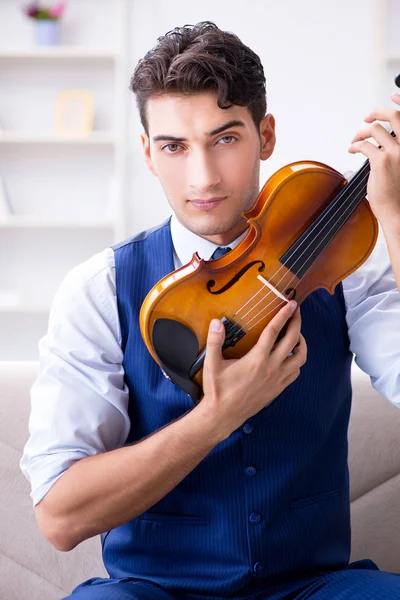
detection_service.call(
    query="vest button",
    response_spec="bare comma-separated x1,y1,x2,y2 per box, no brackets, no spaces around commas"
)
242,423,254,434
253,561,265,574
244,466,257,476
249,512,261,524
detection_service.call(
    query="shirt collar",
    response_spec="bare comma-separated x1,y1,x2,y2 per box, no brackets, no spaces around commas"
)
170,213,248,268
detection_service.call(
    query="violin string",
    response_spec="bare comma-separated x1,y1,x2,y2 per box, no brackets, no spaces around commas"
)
262,165,370,296
230,166,369,327
241,171,370,332
230,283,266,319
242,169,370,332
228,167,370,333
230,164,369,323
257,168,370,306
239,173,368,332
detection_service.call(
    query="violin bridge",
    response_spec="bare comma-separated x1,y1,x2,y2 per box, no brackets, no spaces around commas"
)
257,275,289,303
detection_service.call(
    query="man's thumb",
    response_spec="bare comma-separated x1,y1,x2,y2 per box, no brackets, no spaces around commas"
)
205,319,225,367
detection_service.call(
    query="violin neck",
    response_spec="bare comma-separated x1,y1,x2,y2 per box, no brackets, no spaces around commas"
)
280,160,370,279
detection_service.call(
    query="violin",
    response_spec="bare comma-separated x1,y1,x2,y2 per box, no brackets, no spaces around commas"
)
140,78,399,404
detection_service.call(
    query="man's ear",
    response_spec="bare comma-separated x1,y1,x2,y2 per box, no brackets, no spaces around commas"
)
259,114,276,161
141,132,158,177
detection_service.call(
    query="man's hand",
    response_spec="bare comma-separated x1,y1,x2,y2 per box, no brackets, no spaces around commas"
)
201,300,307,438
348,93,400,227
348,93,400,292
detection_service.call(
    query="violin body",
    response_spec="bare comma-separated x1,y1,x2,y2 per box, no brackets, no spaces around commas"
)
140,160,378,401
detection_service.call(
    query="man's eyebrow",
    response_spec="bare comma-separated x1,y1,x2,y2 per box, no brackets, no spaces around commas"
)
208,120,246,137
152,120,246,143
152,134,187,142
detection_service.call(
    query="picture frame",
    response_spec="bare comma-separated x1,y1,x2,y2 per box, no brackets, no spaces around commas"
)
54,90,94,137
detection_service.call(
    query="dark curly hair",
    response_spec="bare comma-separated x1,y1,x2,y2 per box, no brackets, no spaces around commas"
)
130,21,267,134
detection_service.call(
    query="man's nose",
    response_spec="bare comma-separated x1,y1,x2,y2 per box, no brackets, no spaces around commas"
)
188,150,222,193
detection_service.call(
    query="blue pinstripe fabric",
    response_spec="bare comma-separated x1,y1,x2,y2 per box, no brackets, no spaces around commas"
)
65,219,400,600
66,555,400,599
66,578,177,599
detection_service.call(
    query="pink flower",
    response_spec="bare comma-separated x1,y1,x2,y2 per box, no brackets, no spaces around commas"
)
49,2,66,18
23,2,40,18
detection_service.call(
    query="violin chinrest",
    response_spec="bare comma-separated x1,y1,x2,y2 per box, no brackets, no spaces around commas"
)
152,318,202,402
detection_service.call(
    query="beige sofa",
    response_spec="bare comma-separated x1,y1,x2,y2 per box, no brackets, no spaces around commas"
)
1,360,400,599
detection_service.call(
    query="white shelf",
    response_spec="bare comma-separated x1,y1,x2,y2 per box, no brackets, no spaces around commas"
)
386,53,400,63
0,47,120,60
0,304,50,314
0,0,130,359
0,216,115,229
0,132,116,145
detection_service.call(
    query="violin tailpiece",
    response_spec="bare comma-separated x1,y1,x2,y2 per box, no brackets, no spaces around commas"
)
151,316,246,404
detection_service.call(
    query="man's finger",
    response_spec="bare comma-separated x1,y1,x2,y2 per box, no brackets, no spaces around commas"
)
252,300,297,357
391,93,400,108
269,308,302,363
348,140,381,161
292,334,307,365
363,107,400,138
350,123,395,147
281,334,308,374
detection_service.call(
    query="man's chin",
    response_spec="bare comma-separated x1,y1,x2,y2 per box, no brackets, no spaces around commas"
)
184,220,236,238
179,214,247,241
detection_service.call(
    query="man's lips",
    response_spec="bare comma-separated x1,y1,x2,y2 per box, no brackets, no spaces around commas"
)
189,197,227,210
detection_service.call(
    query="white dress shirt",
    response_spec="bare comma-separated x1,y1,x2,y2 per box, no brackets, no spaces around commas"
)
20,214,400,506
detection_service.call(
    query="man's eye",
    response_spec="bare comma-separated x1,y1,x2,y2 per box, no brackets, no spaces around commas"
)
218,136,237,145
162,144,181,153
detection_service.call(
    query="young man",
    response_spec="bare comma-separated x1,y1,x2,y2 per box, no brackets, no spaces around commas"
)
21,22,400,600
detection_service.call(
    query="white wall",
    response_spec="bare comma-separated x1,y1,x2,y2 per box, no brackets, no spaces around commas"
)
0,0,399,359
1,0,398,236
0,0,127,358
126,0,397,234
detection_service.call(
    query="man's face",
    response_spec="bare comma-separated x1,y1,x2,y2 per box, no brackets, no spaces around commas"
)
142,92,275,245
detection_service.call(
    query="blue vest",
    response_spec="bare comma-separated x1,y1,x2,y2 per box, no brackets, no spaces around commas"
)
105,219,353,597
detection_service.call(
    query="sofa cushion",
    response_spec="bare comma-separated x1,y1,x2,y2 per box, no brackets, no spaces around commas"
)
348,365,400,501
0,553,66,600
0,361,107,598
350,473,400,571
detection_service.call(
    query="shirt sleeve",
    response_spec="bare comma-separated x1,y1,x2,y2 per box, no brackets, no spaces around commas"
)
20,247,130,506
342,225,400,408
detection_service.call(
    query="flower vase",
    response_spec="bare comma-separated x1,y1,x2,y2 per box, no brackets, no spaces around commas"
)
34,20,60,46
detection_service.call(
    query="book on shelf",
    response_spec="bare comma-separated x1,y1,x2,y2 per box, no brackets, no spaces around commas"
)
0,175,14,219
